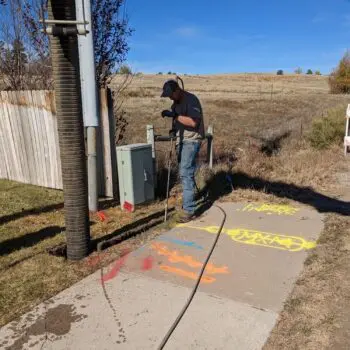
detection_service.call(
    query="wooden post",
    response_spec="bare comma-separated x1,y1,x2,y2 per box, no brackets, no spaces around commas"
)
99,88,118,198
207,125,213,169
107,88,119,199
344,104,350,156
270,83,274,100
147,124,157,192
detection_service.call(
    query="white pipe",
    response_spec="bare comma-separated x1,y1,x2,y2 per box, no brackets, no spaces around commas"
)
76,0,99,127
76,0,99,212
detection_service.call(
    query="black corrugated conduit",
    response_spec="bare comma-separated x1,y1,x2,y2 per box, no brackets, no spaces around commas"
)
48,0,90,260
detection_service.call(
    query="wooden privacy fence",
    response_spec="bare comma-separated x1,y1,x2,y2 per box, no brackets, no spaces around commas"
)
0,89,117,197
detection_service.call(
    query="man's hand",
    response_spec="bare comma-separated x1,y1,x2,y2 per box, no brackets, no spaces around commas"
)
161,110,177,118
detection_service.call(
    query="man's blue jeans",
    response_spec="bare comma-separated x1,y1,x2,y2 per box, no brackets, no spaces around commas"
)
177,141,201,215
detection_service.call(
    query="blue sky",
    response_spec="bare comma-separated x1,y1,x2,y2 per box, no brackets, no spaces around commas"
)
126,0,350,74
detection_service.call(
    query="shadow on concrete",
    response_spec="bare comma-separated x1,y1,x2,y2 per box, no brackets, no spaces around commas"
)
196,170,350,217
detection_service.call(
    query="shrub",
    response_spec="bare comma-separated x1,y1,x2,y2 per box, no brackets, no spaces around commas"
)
328,51,350,94
118,65,132,74
157,72,163,75
277,69,284,75
125,87,153,98
294,67,303,74
306,69,313,75
315,70,321,75
308,107,345,149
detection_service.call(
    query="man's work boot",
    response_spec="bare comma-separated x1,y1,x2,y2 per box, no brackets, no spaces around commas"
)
177,210,195,223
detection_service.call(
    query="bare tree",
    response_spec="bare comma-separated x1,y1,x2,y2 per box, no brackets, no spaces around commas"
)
19,0,133,88
0,0,29,90
20,0,52,89
91,0,133,145
112,72,133,144
21,0,49,59
0,0,52,89
1,0,133,148
92,0,133,87
1,0,132,90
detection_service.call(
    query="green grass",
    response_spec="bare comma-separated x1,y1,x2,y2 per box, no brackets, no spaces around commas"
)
308,107,346,150
0,179,63,217
0,179,178,326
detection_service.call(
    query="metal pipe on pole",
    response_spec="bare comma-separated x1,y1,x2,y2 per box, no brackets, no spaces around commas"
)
76,0,99,212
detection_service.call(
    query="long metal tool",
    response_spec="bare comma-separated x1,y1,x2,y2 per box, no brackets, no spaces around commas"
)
164,137,174,222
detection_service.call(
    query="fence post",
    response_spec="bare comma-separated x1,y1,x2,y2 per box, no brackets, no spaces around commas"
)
100,88,118,199
147,125,157,192
207,125,214,169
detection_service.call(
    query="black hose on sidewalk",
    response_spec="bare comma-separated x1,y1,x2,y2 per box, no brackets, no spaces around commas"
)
157,204,227,349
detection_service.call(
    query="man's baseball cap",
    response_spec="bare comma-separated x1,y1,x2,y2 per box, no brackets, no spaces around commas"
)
161,79,179,97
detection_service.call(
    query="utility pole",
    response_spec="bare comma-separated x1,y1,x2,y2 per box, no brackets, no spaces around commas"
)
76,0,99,213
47,0,90,260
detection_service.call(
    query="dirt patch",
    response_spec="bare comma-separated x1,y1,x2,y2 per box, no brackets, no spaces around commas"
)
263,214,350,350
46,304,86,336
1,304,86,350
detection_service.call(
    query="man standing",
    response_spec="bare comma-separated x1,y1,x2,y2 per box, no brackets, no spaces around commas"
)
161,79,205,222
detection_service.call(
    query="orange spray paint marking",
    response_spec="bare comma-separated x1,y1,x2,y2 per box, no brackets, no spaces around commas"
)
160,265,215,283
151,243,228,275
97,211,107,222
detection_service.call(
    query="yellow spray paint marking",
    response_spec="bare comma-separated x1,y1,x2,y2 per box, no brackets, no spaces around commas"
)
179,224,316,252
240,203,300,216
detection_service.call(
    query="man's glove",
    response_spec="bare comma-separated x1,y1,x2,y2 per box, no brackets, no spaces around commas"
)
169,128,176,138
161,110,177,118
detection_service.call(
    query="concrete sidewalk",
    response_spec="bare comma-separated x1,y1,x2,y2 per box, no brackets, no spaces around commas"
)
0,202,323,350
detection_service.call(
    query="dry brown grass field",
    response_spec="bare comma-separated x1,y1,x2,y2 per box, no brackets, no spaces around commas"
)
112,73,349,197
1,73,350,349
110,73,350,349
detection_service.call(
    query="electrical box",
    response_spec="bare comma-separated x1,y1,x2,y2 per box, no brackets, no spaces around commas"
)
116,143,154,212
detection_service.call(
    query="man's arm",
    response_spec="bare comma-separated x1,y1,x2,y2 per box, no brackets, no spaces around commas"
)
175,115,197,128
162,110,197,128
176,100,202,128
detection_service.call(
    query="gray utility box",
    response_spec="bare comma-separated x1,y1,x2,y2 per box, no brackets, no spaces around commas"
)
116,143,154,211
